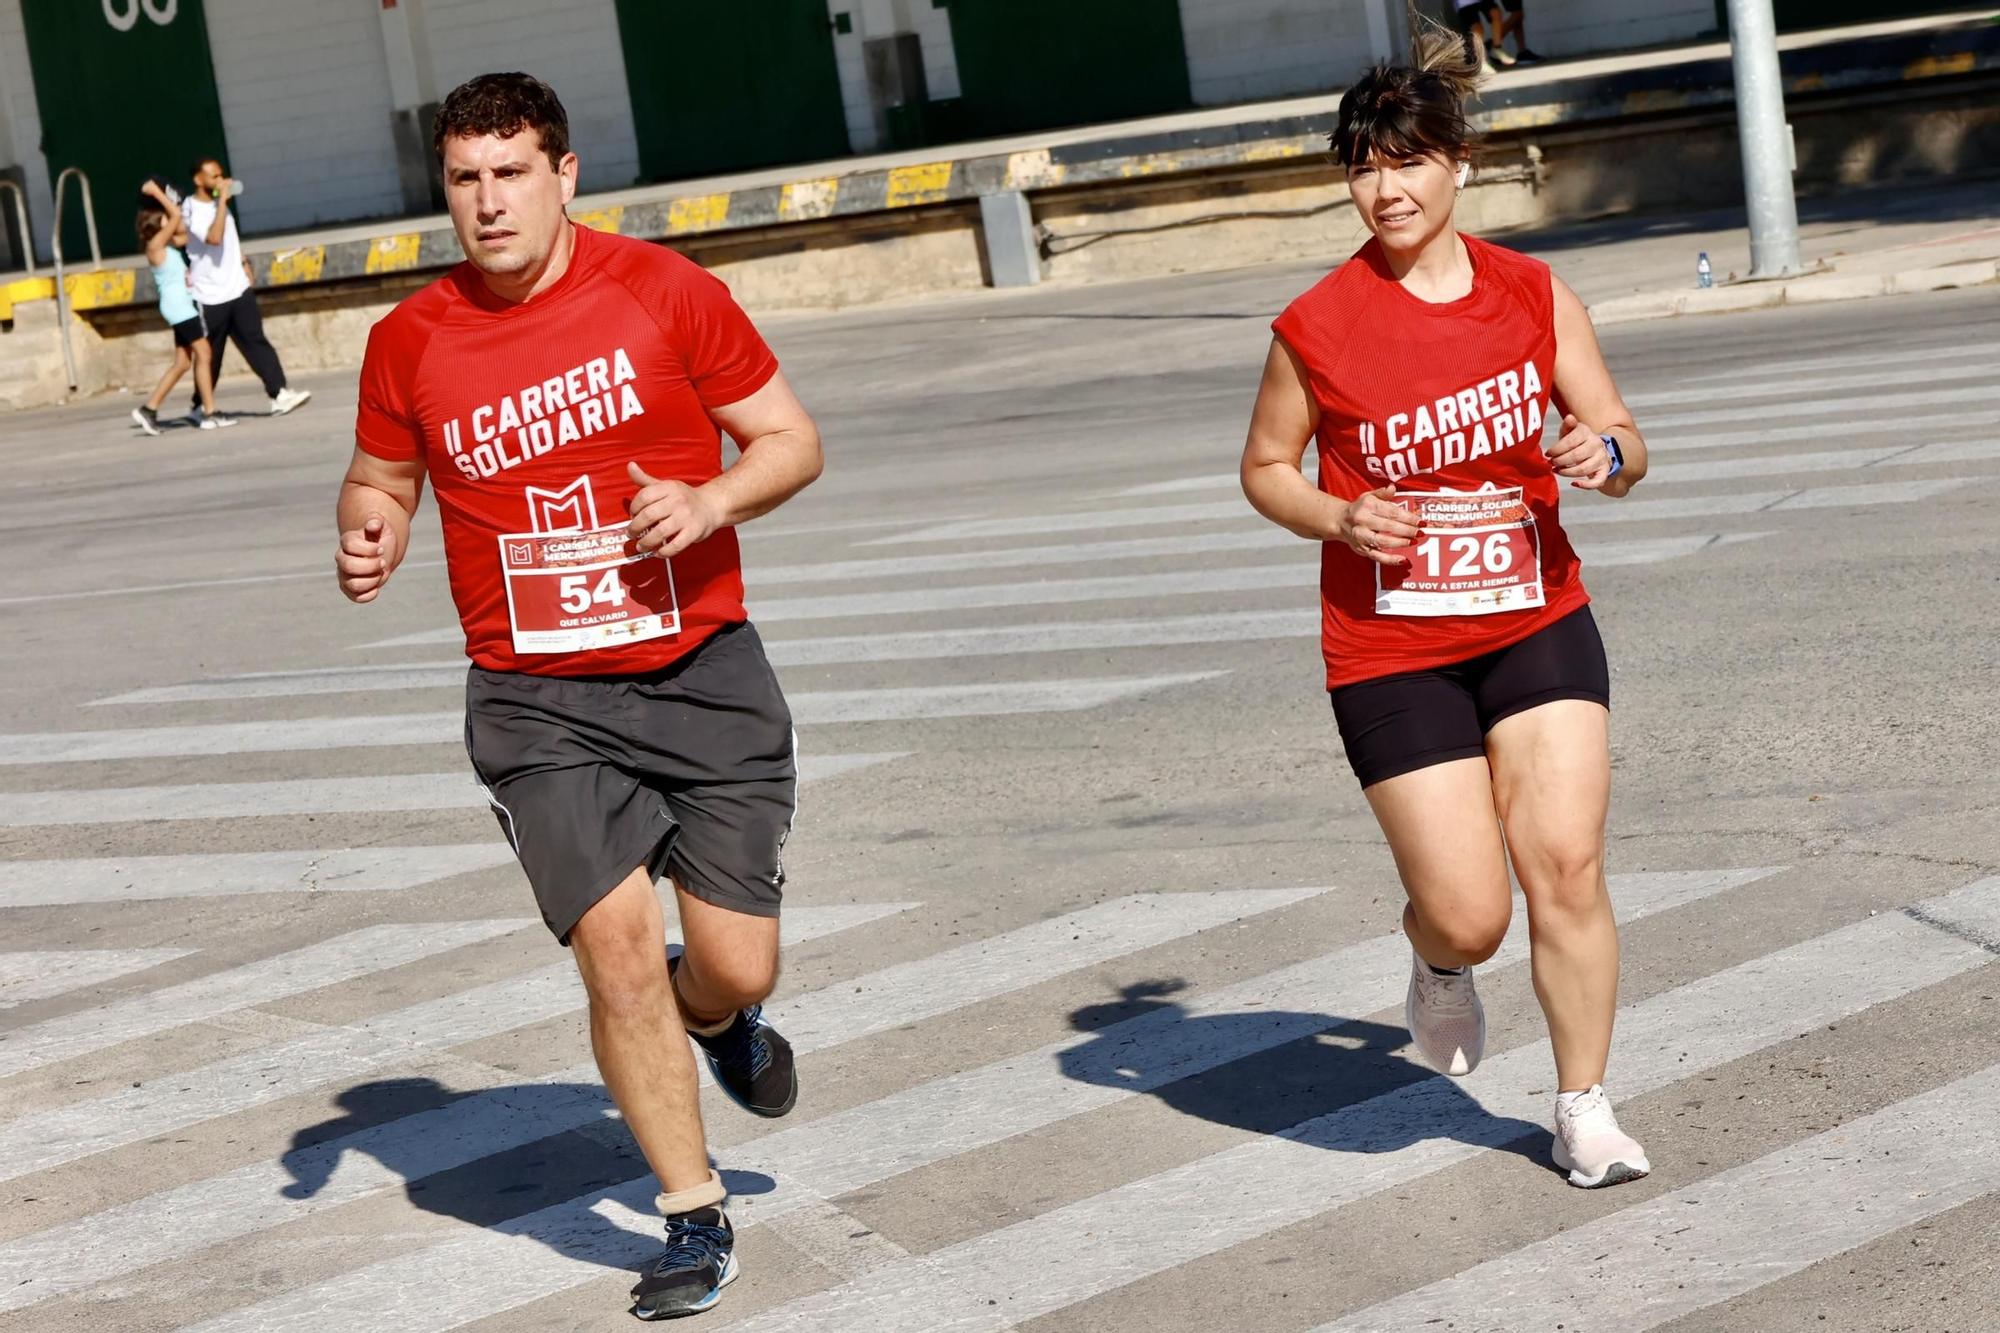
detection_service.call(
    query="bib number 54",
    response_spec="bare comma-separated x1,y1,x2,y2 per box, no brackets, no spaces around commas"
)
558,568,628,614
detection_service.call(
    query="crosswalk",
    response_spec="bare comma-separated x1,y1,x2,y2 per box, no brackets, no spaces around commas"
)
1,331,1996,1331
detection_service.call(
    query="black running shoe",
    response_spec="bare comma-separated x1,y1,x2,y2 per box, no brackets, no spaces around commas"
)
1514,47,1545,63
631,1207,737,1320
692,1003,797,1118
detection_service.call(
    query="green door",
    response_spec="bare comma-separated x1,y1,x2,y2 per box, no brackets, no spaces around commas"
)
943,0,1193,141
20,0,229,261
613,1,851,183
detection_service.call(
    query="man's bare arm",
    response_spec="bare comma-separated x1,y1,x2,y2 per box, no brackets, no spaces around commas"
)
626,370,823,558
335,446,426,603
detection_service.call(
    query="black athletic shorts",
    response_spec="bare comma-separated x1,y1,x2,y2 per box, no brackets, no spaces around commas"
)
465,621,797,944
1330,606,1609,789
169,314,206,348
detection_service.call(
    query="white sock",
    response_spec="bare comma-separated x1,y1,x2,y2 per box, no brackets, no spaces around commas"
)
1555,1087,1596,1112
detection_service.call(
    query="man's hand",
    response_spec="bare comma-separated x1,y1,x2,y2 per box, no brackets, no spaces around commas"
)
336,515,400,603
1547,413,1613,490
626,462,724,558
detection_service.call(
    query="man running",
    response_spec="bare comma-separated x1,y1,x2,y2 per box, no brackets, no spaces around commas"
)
333,72,823,1319
183,158,310,418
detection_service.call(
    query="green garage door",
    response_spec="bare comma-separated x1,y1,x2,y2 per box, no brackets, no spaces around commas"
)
20,0,229,261
613,1,851,183
942,0,1192,141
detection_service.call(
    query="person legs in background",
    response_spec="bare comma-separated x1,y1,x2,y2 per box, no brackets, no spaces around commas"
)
1496,0,1544,64
199,288,311,419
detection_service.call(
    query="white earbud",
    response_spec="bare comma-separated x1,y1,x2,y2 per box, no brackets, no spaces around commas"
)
1455,162,1470,188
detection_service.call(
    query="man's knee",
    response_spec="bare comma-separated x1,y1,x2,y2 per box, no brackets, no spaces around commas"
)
681,944,778,1013
571,890,671,1018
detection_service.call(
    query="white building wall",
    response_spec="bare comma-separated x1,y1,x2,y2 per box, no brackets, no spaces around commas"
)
202,0,404,235
827,0,961,154
419,0,640,192
1179,0,1390,108
1525,0,1717,58
0,0,52,265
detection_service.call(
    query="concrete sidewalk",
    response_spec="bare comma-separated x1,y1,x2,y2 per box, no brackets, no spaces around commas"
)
1561,179,2000,323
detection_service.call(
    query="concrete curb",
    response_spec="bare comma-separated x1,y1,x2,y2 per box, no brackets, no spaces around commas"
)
1589,258,2000,324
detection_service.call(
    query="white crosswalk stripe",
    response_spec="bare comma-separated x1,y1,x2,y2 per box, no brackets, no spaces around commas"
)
0,754,905,827
1624,358,1995,409
0,677,1224,766
1701,338,2000,383
0,948,197,1007
0,846,518,908
0,920,528,1081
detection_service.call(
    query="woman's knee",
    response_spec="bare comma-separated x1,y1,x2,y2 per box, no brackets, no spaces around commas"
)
1520,843,1608,921
1412,894,1511,964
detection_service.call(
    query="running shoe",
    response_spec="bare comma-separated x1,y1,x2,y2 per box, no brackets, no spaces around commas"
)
671,956,798,1117
631,1206,737,1319
131,405,160,436
1552,1085,1651,1188
198,412,238,430
270,386,312,415
1513,47,1546,63
1486,46,1516,69
1405,950,1486,1076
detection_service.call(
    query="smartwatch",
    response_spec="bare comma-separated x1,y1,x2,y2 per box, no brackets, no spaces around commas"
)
1599,433,1624,479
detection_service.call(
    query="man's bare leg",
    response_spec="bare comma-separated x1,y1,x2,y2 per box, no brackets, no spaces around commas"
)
566,865,714,1196
670,883,781,1030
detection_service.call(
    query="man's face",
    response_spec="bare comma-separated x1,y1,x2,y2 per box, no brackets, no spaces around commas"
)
193,160,225,195
441,131,577,282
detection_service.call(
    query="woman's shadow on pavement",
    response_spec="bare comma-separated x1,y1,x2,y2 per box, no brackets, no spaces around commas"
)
1057,979,1550,1165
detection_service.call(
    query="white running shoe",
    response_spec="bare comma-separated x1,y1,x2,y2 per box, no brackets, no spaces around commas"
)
1552,1085,1651,1188
270,386,312,415
1405,950,1485,1076
131,406,161,436
198,412,238,430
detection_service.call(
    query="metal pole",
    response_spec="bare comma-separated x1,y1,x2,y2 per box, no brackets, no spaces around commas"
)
1724,0,1802,277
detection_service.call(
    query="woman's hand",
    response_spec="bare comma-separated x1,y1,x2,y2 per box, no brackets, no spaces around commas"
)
1334,486,1421,566
1547,414,1613,490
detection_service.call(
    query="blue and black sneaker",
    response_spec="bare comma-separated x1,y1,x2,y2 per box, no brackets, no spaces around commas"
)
670,956,797,1118
691,1003,797,1118
631,1206,737,1320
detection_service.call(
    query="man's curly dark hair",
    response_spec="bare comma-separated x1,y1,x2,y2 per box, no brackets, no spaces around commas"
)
432,72,570,169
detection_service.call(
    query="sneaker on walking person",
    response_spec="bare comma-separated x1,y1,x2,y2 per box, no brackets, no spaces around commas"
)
198,411,239,430
1405,950,1486,1076
270,386,312,415
1552,1084,1651,1187
132,405,161,436
631,1206,738,1319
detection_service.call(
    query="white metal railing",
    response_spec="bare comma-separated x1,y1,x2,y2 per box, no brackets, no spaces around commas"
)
51,166,102,389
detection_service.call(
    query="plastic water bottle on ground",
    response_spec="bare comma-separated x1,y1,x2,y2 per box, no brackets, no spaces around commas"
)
1697,252,1712,289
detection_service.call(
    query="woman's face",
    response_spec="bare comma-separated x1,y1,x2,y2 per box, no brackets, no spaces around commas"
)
1346,150,1462,252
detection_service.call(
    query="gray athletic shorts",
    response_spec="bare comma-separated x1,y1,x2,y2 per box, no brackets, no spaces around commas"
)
464,621,797,944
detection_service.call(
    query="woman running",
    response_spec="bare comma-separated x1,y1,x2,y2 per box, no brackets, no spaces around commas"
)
1239,31,1652,1188
131,178,234,435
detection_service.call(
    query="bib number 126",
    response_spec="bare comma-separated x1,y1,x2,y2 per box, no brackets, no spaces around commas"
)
1412,532,1516,580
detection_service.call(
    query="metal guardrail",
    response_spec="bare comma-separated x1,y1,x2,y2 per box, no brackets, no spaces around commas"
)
0,180,34,277
51,166,100,390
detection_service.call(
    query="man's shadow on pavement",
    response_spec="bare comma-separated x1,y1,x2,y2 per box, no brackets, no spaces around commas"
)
280,1078,775,1268
1057,979,1549,1165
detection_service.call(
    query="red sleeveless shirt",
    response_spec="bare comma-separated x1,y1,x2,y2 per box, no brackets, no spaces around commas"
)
1272,233,1589,690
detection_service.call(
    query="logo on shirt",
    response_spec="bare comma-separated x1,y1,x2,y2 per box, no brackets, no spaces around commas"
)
523,475,601,534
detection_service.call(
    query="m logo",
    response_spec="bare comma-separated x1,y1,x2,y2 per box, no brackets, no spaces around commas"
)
505,541,535,566
523,476,600,534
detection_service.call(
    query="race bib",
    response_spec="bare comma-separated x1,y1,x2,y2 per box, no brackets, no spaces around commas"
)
1374,486,1544,618
497,523,680,654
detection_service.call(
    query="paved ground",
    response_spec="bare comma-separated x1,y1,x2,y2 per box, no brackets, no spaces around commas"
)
0,240,1996,1333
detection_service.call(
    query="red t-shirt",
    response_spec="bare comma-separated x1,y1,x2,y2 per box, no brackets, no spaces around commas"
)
1272,233,1589,691
356,222,779,676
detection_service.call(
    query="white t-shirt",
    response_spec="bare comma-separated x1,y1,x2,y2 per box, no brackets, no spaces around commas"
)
182,194,250,305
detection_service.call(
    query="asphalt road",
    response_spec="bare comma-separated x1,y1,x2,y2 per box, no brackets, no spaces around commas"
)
0,254,1996,1333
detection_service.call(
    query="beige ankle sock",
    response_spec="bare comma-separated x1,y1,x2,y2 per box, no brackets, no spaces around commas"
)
656,1169,726,1216
670,966,736,1038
